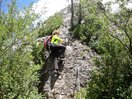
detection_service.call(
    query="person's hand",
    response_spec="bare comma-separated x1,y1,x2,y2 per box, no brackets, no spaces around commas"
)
61,39,65,44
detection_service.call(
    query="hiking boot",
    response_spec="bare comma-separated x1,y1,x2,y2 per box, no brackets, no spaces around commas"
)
54,70,58,73
60,54,65,58
57,71,61,75
54,70,61,75
57,57,61,61
60,58,66,61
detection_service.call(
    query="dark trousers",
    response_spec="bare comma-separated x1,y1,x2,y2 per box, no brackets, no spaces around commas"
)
50,44,66,70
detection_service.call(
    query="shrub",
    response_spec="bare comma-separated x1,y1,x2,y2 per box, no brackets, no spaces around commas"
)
38,13,63,37
0,1,42,98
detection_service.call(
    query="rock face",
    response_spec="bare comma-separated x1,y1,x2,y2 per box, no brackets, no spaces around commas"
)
38,6,96,99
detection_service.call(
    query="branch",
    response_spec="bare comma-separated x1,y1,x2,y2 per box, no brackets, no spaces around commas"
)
0,41,16,58
103,11,120,27
103,10,132,52
125,10,131,27
103,10,131,44
109,28,132,59
108,32,129,50
0,34,27,58
121,11,132,50
121,27,132,49
99,3,132,58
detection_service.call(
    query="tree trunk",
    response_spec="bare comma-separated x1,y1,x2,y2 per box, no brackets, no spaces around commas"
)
78,0,82,24
71,0,74,30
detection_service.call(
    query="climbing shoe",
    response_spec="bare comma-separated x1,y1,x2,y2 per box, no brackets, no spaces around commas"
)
60,54,65,58
57,71,61,75
54,70,61,75
59,57,66,61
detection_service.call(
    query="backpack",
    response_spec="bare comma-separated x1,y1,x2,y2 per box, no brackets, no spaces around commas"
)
44,35,53,50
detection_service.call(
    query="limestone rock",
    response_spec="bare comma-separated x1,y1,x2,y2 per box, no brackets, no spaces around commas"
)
38,5,96,99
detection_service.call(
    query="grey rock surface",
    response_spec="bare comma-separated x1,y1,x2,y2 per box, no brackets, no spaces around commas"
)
38,6,96,99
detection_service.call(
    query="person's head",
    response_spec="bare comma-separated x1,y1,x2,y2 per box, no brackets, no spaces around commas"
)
52,30,61,36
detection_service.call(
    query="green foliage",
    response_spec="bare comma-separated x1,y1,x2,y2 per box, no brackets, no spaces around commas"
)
0,51,42,99
86,36,132,98
0,1,42,99
73,0,103,45
38,13,63,37
32,42,45,65
74,0,132,99
75,88,87,99
73,18,103,45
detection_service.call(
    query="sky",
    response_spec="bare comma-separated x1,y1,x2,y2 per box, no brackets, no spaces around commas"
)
2,0,70,25
2,0,38,12
31,0,70,26
2,0,132,23
32,0,70,20
2,0,70,15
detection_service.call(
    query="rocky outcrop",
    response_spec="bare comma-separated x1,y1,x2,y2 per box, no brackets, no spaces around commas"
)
38,6,96,99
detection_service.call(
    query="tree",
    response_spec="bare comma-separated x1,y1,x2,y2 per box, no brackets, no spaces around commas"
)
0,0,42,98
97,1,132,58
85,0,132,98
78,0,82,24
71,0,74,29
72,0,132,98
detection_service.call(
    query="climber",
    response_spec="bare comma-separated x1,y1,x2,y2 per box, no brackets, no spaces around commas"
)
50,30,66,74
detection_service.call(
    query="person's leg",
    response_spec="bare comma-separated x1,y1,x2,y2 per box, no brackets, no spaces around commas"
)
54,57,58,70
50,44,58,54
50,45,65,74
53,45,66,56
58,46,66,58
59,46,66,53
50,45,60,74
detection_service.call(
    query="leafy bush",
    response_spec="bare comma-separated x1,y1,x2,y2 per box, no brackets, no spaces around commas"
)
32,42,45,65
73,0,103,46
86,35,132,99
73,17,102,45
38,13,63,37
0,1,42,99
75,88,87,99
74,0,132,99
